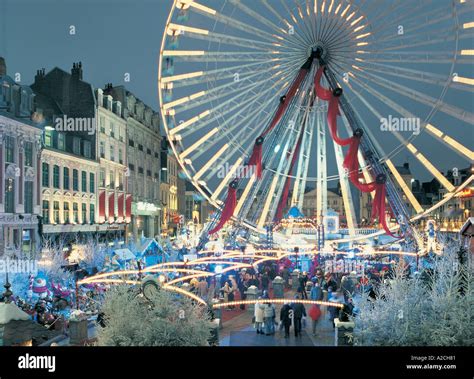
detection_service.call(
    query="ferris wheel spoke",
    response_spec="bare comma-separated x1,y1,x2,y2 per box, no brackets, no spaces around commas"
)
373,6,473,43
228,0,288,36
350,75,474,162
182,0,281,43
356,69,474,125
348,76,466,192
372,33,472,53
174,70,294,146
368,3,446,41
169,26,297,53
167,71,283,114
162,50,287,63
162,61,282,88
358,61,474,93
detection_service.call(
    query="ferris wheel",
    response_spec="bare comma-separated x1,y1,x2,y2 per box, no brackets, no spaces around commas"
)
158,0,474,244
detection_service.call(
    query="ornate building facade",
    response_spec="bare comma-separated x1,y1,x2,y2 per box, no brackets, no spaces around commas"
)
0,57,42,256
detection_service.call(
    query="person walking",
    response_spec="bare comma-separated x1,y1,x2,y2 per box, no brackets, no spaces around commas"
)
254,297,265,334
263,302,276,335
298,272,309,299
310,280,323,301
280,302,292,338
308,304,321,336
291,294,307,337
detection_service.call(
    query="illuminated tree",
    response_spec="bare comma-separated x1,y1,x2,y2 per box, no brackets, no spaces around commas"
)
97,285,214,346
354,243,473,346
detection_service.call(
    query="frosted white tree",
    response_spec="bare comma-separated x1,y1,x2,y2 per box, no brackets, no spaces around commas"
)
97,285,214,346
38,236,73,283
354,242,473,346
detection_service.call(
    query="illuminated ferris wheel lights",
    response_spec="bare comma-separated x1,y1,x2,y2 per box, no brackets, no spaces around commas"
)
354,25,367,33
453,76,474,85
356,33,371,40
350,16,364,27
460,50,474,55
463,22,474,29
340,4,351,18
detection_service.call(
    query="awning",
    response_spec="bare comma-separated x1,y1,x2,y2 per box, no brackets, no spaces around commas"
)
125,194,132,223
108,192,115,223
117,194,124,221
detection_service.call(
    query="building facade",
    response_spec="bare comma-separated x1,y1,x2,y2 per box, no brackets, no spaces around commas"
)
0,57,42,256
31,64,100,244
160,137,180,236
95,88,129,241
103,84,162,241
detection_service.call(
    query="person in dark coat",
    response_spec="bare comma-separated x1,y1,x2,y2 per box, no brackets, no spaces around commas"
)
291,295,307,337
280,302,292,338
298,272,309,299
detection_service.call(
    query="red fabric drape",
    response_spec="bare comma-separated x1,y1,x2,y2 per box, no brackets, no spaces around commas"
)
314,66,332,101
248,64,311,180
208,182,238,235
108,192,115,223
117,194,124,221
125,194,132,223
98,191,106,223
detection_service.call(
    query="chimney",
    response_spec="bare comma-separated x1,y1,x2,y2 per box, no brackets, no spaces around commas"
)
34,68,46,83
71,61,83,80
0,57,6,76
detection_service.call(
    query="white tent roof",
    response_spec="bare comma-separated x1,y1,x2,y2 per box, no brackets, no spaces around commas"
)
113,248,136,261
0,302,30,324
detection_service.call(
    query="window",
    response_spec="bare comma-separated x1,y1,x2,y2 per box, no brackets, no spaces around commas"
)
100,116,105,133
146,170,151,177
129,164,135,172
44,130,53,147
109,170,115,188
147,148,151,155
73,169,79,191
82,171,87,192
42,201,49,223
5,178,14,213
100,141,105,158
118,172,123,191
110,145,115,161
63,167,70,190
58,133,66,151
73,203,79,223
138,167,144,174
99,169,105,187
89,173,95,193
83,140,92,158
110,123,115,138
119,148,123,164
42,163,49,187
73,137,81,155
53,201,60,223
24,142,33,167
138,144,143,151
82,203,87,223
24,181,33,213
64,202,70,224
5,135,14,163
154,152,159,159
118,128,123,142
53,165,60,188
90,204,95,223
129,139,135,147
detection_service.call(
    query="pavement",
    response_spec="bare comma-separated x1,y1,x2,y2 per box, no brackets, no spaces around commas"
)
219,290,336,346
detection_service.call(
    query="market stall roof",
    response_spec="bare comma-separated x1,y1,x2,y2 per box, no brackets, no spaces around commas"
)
460,217,474,236
137,238,164,254
113,248,136,261
0,302,30,324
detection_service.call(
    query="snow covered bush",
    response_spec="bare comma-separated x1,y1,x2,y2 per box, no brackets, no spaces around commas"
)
353,243,473,346
97,285,214,346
